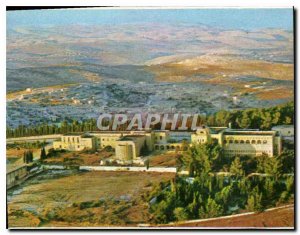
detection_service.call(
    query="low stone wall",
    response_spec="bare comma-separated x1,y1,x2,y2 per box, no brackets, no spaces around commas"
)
7,134,62,143
79,166,177,173
42,165,65,170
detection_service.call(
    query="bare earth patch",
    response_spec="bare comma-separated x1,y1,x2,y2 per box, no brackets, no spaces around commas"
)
8,171,175,228
166,205,294,228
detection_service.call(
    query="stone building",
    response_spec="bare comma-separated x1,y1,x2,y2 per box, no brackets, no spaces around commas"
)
272,125,294,143
191,126,282,157
53,133,96,151
115,135,146,162
53,126,282,161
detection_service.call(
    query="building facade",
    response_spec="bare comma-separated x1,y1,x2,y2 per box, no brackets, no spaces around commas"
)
191,127,282,157
53,133,96,151
53,126,282,161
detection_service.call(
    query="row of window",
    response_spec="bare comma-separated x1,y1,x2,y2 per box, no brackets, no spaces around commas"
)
154,145,187,151
63,137,80,143
223,139,268,144
59,145,81,148
155,136,164,140
100,138,118,142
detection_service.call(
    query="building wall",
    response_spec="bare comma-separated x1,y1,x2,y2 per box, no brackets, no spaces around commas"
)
115,136,146,161
53,134,96,151
222,134,275,157
91,133,123,149
272,125,294,137
153,131,170,144
115,142,134,161
7,166,27,188
191,128,211,144
53,128,282,159
154,143,184,151
191,128,281,157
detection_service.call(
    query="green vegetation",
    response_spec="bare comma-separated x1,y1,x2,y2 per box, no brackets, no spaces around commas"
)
6,119,98,138
209,101,294,130
7,141,45,149
179,142,294,176
148,141,294,224
148,174,294,224
23,150,33,164
40,147,47,161
6,102,294,138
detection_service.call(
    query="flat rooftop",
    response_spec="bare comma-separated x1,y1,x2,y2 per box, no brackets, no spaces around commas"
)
119,135,145,141
63,133,83,136
224,130,275,136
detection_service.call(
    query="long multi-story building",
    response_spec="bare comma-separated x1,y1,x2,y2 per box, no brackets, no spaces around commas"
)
191,126,282,157
53,126,283,162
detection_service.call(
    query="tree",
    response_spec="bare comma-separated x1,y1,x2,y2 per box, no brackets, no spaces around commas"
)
264,157,283,180
182,144,211,176
145,159,150,170
187,196,199,219
246,187,263,212
204,197,222,218
236,111,251,129
215,110,231,126
215,185,232,209
23,150,33,164
230,157,244,176
279,150,294,173
286,176,294,194
40,147,47,161
263,178,276,202
256,153,269,173
173,207,189,221
140,141,149,156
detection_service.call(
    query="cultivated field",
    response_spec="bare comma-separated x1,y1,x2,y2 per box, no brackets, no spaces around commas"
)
7,171,175,228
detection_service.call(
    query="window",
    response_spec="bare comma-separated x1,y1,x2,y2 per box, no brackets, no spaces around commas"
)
246,140,250,144
77,137,80,143
251,140,256,144
78,145,80,148
257,140,261,144
240,140,245,144
160,136,162,140
229,140,233,144
234,140,239,144
223,140,227,144
263,140,267,144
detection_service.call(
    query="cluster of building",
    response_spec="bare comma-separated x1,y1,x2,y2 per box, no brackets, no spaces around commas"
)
53,125,294,163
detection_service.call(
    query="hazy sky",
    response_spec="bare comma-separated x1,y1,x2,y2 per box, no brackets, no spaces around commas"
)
7,8,293,31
